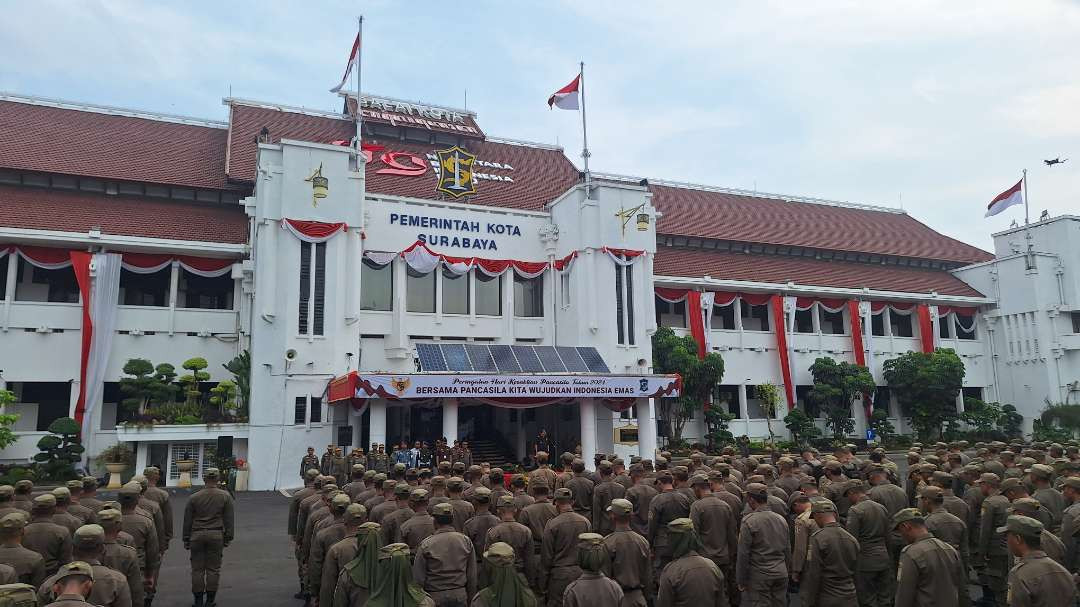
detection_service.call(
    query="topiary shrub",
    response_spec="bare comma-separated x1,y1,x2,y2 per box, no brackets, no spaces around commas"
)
33,417,84,480
179,358,210,408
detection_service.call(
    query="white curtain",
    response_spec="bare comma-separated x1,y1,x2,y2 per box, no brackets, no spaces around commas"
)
700,291,715,355
81,253,122,450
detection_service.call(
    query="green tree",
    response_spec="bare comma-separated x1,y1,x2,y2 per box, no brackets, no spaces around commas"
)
807,357,875,443
998,404,1023,439
209,380,238,416
869,409,896,446
704,408,735,451
179,357,211,407
119,359,178,413
651,327,725,444
961,398,1002,437
223,350,251,416
34,417,84,480
0,390,19,451
882,348,965,441
783,407,821,447
756,382,781,447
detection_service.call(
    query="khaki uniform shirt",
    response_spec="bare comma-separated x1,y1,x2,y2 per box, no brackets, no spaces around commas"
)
689,493,737,566
566,475,595,517
413,527,477,597
894,535,963,607
925,510,969,570
288,486,317,536
120,510,160,572
564,572,623,607
792,510,820,576
23,517,72,574
399,513,436,551
942,492,971,523
379,504,413,546
447,498,475,533
978,493,1010,560
143,485,173,546
51,511,81,535
300,454,320,478
38,560,131,607
136,498,165,551
463,513,500,561
736,509,790,586
320,535,359,607
868,483,908,519
602,529,652,596
66,504,95,526
647,491,692,556
103,538,144,607
801,522,859,607
591,480,626,535
542,511,591,580
486,521,536,582
0,543,46,586
1032,487,1065,532
183,486,234,543
845,499,891,572
656,552,726,607
1060,501,1080,571
308,520,348,599
1038,530,1066,568
1006,550,1077,607
518,500,557,546
528,467,558,494
624,484,657,536
44,593,97,607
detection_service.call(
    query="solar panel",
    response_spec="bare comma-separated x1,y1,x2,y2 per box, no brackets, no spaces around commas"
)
442,344,473,372
490,345,522,373
556,346,589,372
577,347,611,373
534,346,567,372
465,345,497,372
511,346,544,372
415,343,447,372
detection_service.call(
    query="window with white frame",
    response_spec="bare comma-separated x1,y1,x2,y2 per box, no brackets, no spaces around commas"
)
514,274,544,318
955,313,977,340
441,267,469,315
614,258,635,345
298,242,327,335
476,271,502,316
359,259,393,311
741,301,770,331
794,308,814,333
119,268,169,306
180,270,234,310
890,309,914,337
558,272,571,309
655,298,686,328
294,395,322,425
714,302,736,330
819,306,846,335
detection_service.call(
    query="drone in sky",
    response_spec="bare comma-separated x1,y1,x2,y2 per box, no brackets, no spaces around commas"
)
1044,157,1068,166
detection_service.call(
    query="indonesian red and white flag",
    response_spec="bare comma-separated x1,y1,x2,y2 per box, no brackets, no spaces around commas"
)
985,178,1024,217
329,32,361,93
547,74,580,110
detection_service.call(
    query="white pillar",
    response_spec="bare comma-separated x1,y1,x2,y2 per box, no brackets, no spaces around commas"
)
637,398,657,461
580,398,597,471
351,406,363,449
369,400,387,448
442,398,459,444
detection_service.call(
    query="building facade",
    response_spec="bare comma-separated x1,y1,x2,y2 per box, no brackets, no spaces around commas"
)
0,88,1063,490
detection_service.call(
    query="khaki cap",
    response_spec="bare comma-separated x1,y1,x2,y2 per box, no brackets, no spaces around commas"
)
975,473,1001,486
82,477,98,490
331,493,352,508
1062,477,1080,491
379,543,410,559
393,463,407,472
1029,464,1054,479
393,483,411,497
33,494,56,508
473,487,492,503
919,485,944,500
344,504,367,524
73,524,105,548
892,508,924,529
484,541,515,565
843,480,867,495
997,514,1043,537
14,480,32,491
352,464,365,473
446,477,464,490
431,502,453,516
690,474,710,487
97,509,122,526
102,501,122,511
607,498,633,515
0,512,27,529
745,483,768,499
1000,478,1023,493
382,479,398,491
553,488,573,501
363,470,376,480
51,487,71,503
143,466,161,477
578,532,605,545
430,476,446,488
66,480,83,491
666,518,695,533
55,561,94,582
409,489,429,503
204,468,221,480
305,469,320,480
1008,498,1042,516
496,495,516,508
0,486,13,498
811,499,837,514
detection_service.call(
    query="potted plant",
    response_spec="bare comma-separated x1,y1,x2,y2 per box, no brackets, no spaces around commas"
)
176,459,196,488
99,443,134,489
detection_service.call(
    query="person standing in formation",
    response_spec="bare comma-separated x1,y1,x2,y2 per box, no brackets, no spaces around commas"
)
541,488,590,607
892,508,964,607
736,483,790,607
601,499,651,607
799,500,857,607
470,542,537,607
183,468,235,607
1001,515,1076,607
655,518,727,607
561,533,622,607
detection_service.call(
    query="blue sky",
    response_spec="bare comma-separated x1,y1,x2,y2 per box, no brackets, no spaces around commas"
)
3,1,1078,251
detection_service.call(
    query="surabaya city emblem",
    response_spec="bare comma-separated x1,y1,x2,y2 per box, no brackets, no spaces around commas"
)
435,145,477,199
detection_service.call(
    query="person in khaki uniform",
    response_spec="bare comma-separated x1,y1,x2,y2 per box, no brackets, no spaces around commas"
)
316,507,369,607
656,518,726,607
601,499,651,607
485,495,536,588
13,480,33,513
687,474,737,590
377,484,414,546
789,494,819,591
1001,515,1077,607
301,447,320,482
24,493,73,575
843,480,893,607
37,525,131,607
624,466,657,537
528,453,558,496
518,482,557,557
1027,465,1064,533
0,485,22,520
43,560,97,607
892,508,964,607
464,489,500,563
50,488,82,535
331,522,382,607
976,473,1011,606
470,542,539,607
308,493,353,602
371,544,436,607
1006,499,1066,567
98,509,144,607
446,478,476,534
563,533,622,607
141,467,173,554
399,490,435,551
800,500,857,607
591,462,625,536
735,484,790,607
647,472,691,580
0,511,46,587
541,488,591,607
117,484,158,596
183,468,234,607
918,485,970,604
63,482,95,526
413,502,477,607
79,478,106,515
565,461,595,518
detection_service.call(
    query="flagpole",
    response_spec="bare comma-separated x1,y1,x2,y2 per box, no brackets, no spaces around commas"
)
355,16,363,156
1022,168,1034,269
579,61,591,188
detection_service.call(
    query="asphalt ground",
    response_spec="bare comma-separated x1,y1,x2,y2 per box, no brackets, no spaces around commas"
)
128,455,983,607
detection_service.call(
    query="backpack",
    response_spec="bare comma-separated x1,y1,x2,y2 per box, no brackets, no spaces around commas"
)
0,584,39,607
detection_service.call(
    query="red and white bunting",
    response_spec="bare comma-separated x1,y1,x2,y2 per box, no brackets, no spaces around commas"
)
282,218,348,243
603,247,645,266
15,245,73,270
120,253,233,278
366,242,642,280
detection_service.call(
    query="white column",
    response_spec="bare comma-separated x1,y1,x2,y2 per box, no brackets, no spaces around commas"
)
637,397,657,461
580,398,597,471
2,252,18,331
168,261,179,336
345,227,362,323
442,398,459,443
351,406,363,449
259,220,277,321
369,400,387,448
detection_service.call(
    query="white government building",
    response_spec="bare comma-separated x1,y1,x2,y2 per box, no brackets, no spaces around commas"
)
0,90,1077,490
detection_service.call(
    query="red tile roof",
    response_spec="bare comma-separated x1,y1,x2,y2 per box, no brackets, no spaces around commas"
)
650,185,991,265
0,98,239,191
225,103,581,211
0,185,248,244
653,246,984,298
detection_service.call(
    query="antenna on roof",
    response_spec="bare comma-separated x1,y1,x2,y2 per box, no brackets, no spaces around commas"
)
464,89,467,111
899,192,903,210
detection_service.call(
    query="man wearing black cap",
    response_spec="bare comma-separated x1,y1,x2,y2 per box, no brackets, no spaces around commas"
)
183,469,234,607
892,508,963,607
735,483,789,607
541,488,591,607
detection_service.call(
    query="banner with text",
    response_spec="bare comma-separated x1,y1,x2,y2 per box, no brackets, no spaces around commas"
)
352,373,681,400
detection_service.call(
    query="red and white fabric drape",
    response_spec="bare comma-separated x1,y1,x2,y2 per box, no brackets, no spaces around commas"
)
281,218,348,243
937,305,978,335
5,245,74,269
603,247,645,267
120,253,233,277
76,253,121,456
363,241,637,280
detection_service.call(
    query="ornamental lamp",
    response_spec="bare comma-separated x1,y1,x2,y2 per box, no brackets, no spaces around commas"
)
306,164,329,205
636,212,650,231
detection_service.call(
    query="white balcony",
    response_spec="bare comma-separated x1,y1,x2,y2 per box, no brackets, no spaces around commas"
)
115,422,250,443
